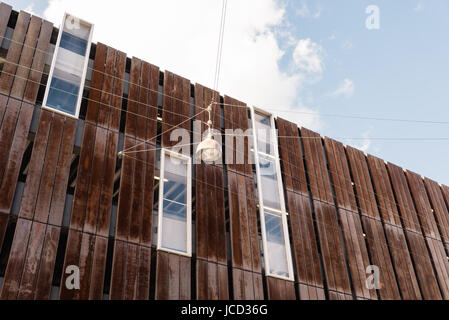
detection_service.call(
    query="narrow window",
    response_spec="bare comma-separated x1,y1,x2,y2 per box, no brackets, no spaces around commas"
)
157,149,192,257
250,107,294,281
42,13,93,118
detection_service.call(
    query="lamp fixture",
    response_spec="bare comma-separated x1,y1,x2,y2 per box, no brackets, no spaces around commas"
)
195,103,222,163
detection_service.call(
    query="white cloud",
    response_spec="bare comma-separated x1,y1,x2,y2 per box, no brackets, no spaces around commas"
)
341,39,353,50
24,3,36,15
414,3,423,12
292,38,324,74
43,0,322,130
346,127,373,152
296,2,322,19
332,78,354,99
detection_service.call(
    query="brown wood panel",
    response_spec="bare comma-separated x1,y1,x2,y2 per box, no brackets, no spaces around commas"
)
325,138,358,211
0,98,21,185
33,113,64,223
16,222,47,300
300,128,333,204
18,110,52,219
227,171,260,273
126,58,159,142
223,95,252,176
48,117,76,225
366,155,401,225
0,218,32,299
59,229,82,300
23,19,52,103
196,260,229,300
69,123,95,230
0,94,8,128
339,209,377,300
232,269,263,300
0,102,34,214
425,237,449,299
324,138,376,299
161,71,191,148
266,277,296,300
285,191,323,290
381,223,420,300
404,230,442,299
406,171,440,240
345,146,381,220
60,231,109,300
425,179,449,244
386,163,422,234
88,236,108,300
276,117,308,196
83,126,107,233
109,240,127,299
0,10,30,95
298,284,326,300
0,3,12,42
195,164,226,263
360,216,401,300
115,138,155,244
155,251,191,300
96,48,126,130
85,43,107,124
313,200,352,295
124,57,140,138
10,15,41,100
34,225,60,299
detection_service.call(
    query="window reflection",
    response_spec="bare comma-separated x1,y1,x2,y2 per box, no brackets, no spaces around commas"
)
43,14,93,117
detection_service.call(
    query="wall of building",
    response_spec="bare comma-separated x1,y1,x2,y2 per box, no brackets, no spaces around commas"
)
1,2,449,300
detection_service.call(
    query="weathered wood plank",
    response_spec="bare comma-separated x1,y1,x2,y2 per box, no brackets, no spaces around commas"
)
0,10,30,95
0,218,32,299
0,102,34,214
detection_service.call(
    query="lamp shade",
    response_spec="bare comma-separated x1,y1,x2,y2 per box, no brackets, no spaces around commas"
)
195,132,222,163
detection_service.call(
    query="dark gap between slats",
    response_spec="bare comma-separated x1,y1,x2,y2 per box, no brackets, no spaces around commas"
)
0,216,17,279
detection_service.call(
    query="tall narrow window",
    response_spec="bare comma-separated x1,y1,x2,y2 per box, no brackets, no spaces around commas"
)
157,149,192,257
250,107,294,281
42,13,93,118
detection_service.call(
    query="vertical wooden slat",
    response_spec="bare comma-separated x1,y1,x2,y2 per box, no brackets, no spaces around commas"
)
300,128,352,297
0,10,30,95
323,138,376,300
0,218,32,299
0,3,12,42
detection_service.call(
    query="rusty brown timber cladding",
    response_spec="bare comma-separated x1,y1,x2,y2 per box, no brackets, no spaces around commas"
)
0,10,52,215
0,8,60,300
223,96,264,300
385,163,444,299
299,127,352,297
154,71,192,300
345,148,404,300
323,138,377,300
276,117,324,300
404,170,449,298
194,84,228,300
110,57,158,300
59,43,126,300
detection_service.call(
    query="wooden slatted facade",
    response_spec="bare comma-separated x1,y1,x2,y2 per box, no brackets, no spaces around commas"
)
1,3,449,300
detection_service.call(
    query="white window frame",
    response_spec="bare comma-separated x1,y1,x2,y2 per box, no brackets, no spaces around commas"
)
157,148,192,257
42,12,94,119
250,106,294,282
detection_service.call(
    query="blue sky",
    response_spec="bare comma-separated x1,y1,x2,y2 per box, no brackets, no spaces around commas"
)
7,0,449,186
